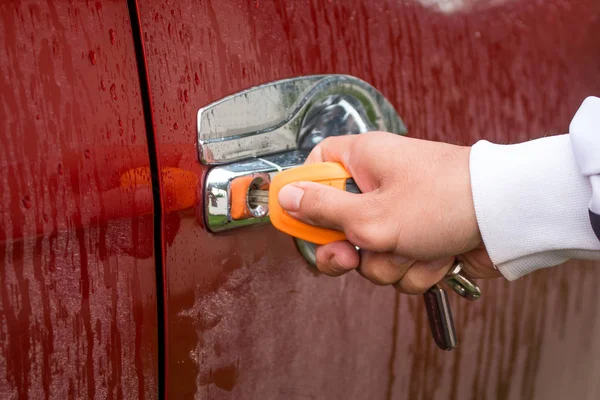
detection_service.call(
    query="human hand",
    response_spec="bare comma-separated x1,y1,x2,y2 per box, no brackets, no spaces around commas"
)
278,132,502,294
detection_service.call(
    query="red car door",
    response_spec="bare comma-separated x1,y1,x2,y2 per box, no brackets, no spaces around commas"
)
4,1,600,399
1,2,159,398
134,1,600,399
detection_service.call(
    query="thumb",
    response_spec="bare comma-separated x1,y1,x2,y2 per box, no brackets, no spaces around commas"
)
278,181,366,231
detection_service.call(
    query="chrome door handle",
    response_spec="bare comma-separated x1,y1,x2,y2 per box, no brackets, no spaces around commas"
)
203,150,309,232
199,74,407,232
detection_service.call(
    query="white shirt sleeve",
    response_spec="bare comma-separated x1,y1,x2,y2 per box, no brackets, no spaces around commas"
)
469,96,600,280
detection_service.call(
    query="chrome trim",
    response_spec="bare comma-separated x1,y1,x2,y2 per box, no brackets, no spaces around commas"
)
197,74,407,165
205,151,308,232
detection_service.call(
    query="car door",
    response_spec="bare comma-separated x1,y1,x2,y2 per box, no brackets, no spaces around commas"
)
139,1,600,399
0,1,159,398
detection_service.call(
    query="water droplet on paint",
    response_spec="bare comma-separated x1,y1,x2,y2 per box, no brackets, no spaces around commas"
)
22,196,32,209
110,84,117,100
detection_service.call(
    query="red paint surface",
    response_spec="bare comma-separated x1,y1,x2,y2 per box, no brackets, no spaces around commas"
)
136,0,600,398
0,1,158,398
3,0,600,399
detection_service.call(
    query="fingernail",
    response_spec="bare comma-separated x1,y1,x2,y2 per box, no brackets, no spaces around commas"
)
327,254,348,275
278,184,305,211
329,255,342,271
392,255,411,266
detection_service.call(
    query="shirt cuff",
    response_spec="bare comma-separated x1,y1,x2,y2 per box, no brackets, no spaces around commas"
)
470,134,600,280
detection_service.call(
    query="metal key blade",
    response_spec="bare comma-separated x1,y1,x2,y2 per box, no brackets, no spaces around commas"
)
423,285,458,350
248,189,269,207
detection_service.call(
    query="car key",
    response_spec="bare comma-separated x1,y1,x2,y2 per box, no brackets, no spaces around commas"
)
263,162,356,244
423,284,458,350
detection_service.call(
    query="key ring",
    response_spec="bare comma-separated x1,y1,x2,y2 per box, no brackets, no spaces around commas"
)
443,260,481,301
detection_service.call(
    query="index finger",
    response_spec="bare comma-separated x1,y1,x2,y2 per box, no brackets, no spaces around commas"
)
305,135,357,166
304,133,385,192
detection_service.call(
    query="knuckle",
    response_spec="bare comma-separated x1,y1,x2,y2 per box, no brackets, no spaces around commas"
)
345,226,372,248
307,136,338,162
318,136,336,148
362,131,390,146
299,186,328,216
345,221,394,251
349,136,368,159
362,266,398,285
307,188,353,226
364,131,386,140
397,273,430,295
305,144,323,164
314,136,338,156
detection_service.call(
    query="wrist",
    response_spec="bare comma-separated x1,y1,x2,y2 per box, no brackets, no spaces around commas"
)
453,145,482,253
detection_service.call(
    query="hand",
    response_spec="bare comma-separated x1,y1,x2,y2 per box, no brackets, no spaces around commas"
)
278,132,502,294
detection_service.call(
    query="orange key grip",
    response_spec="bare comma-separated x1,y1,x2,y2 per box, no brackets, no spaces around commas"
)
269,162,354,245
